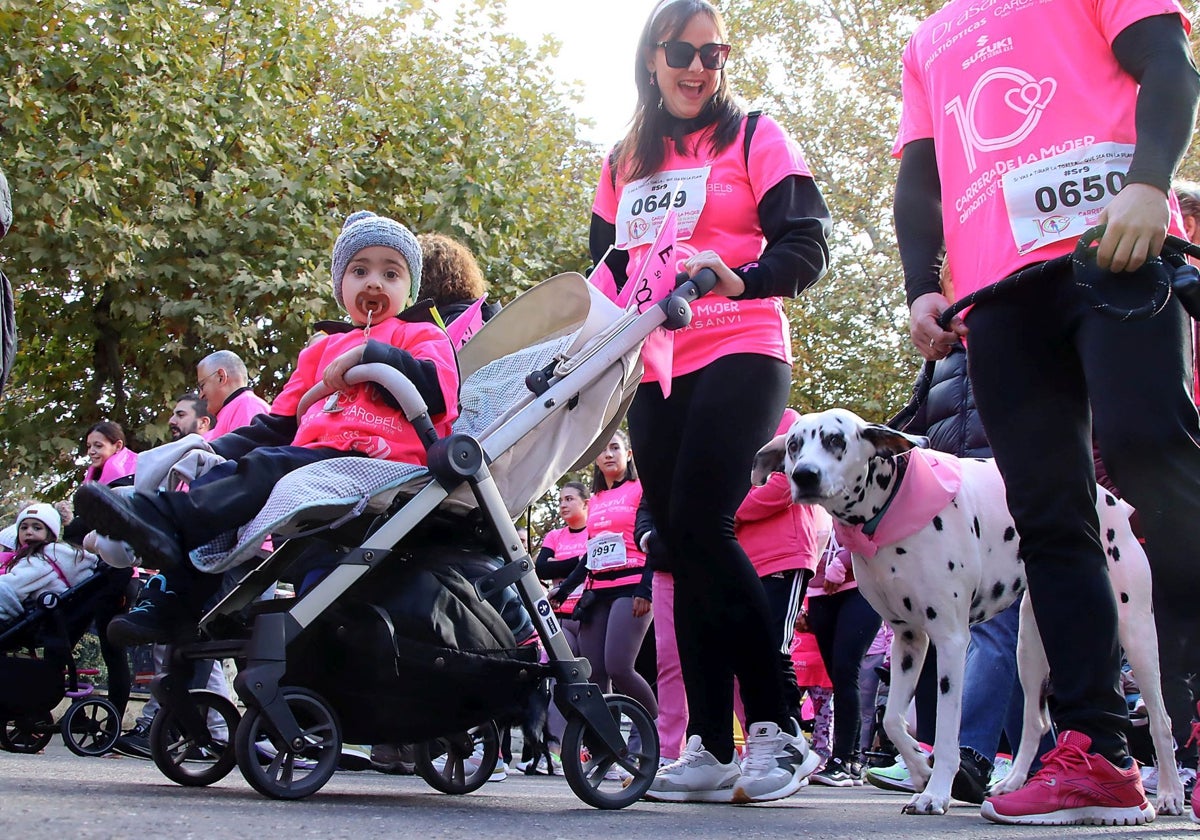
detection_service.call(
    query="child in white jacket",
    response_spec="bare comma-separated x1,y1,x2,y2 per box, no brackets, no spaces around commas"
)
0,503,97,620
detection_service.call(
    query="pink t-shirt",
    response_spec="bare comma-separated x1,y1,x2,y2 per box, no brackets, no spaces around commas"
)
894,0,1188,299
540,525,588,616
584,479,646,591
270,319,459,464
210,389,272,439
593,115,812,380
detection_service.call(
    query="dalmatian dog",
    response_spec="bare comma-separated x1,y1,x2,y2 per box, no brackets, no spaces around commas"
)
751,408,1180,817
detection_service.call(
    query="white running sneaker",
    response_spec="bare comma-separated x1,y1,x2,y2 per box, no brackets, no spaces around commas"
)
1140,763,1196,796
734,719,821,803
989,754,1014,789
644,735,742,803
865,755,916,793
605,763,633,782
432,737,505,781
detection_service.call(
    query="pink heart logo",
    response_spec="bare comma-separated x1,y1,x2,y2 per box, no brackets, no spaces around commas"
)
1004,78,1056,115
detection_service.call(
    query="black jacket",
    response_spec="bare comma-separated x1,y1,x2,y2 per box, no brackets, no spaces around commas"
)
902,344,991,460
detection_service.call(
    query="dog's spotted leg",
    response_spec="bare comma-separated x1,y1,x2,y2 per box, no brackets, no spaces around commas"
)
1094,500,1182,815
904,624,969,816
883,626,933,796
993,593,1051,794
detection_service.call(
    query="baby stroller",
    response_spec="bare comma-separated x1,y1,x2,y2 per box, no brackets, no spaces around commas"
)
134,268,716,809
0,564,132,756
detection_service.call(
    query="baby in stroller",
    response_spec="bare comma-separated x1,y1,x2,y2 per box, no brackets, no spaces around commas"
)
75,211,460,645
1,503,133,755
0,503,96,620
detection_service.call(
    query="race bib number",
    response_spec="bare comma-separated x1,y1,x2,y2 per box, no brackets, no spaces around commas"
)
1002,142,1132,256
586,532,628,571
615,167,710,249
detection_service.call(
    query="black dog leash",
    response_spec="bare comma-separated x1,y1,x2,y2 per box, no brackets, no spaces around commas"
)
888,226,1200,431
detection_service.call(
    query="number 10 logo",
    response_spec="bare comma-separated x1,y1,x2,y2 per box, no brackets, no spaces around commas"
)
945,67,1057,173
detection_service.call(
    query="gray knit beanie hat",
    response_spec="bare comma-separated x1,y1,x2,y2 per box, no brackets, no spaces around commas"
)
330,211,422,310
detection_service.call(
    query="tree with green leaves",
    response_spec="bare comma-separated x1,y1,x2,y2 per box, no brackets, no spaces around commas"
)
0,0,594,507
725,0,942,422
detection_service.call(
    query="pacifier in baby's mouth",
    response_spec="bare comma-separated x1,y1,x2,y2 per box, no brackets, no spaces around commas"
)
355,291,391,320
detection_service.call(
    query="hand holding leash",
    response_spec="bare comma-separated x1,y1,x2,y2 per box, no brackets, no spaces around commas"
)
1095,182,1170,273
909,292,966,361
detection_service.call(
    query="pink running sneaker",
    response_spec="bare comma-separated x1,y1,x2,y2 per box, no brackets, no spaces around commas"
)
980,731,1155,826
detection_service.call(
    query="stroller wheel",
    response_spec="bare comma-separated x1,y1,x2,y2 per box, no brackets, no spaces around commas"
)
561,693,658,810
413,720,500,794
1,715,54,754
233,687,341,800
61,697,121,756
150,689,240,786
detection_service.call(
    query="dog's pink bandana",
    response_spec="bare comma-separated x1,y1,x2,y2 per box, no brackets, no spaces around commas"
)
833,448,963,559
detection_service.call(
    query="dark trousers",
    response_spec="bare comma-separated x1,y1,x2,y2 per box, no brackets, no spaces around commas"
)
156,445,355,550
966,262,1200,763
761,569,810,721
147,446,356,607
628,354,791,763
807,587,882,762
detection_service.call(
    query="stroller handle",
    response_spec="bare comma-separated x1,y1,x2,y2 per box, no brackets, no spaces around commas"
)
295,362,429,423
675,266,718,300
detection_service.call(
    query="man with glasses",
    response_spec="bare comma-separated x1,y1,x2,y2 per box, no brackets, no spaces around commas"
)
196,350,272,439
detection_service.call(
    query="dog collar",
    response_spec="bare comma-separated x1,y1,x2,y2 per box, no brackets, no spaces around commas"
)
860,455,908,537
833,448,963,559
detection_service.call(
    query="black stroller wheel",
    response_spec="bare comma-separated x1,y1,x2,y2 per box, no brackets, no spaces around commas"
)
561,693,658,810
150,689,240,786
233,687,341,800
413,720,500,794
1,715,55,753
61,697,121,756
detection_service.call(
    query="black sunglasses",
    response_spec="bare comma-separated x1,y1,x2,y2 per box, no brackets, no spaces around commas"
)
656,41,731,70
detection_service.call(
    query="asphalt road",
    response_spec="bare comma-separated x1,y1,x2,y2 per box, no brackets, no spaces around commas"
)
1,741,1196,840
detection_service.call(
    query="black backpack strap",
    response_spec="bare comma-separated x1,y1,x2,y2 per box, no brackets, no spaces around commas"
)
743,110,762,167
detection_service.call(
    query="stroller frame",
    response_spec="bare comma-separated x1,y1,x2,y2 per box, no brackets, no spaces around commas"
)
147,269,718,808
0,569,128,756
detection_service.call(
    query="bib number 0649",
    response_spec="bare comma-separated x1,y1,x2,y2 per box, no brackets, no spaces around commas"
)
1034,171,1125,214
630,189,687,217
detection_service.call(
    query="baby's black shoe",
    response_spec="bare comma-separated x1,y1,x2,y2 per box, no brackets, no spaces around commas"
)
107,574,197,646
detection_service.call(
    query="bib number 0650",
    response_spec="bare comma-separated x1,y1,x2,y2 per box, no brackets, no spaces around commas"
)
1034,171,1125,214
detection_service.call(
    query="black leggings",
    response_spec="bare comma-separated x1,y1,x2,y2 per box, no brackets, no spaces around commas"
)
628,353,791,763
967,263,1200,763
93,569,135,717
807,587,881,762
761,569,810,721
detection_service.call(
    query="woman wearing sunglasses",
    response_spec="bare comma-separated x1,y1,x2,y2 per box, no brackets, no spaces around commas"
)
589,0,831,806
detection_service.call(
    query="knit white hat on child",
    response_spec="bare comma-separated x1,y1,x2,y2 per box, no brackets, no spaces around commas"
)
17,503,61,542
